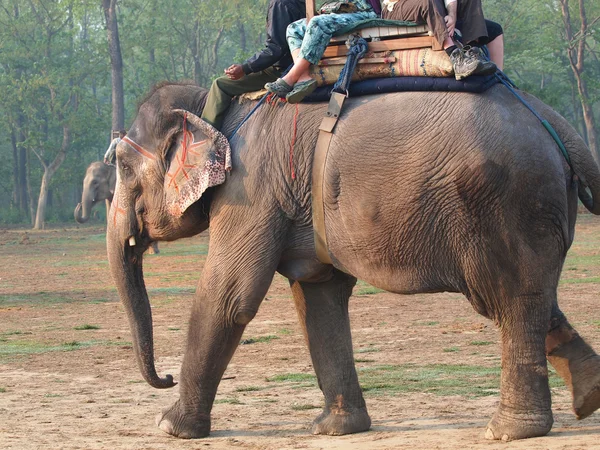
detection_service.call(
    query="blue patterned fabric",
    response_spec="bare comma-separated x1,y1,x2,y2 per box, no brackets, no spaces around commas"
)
287,9,377,65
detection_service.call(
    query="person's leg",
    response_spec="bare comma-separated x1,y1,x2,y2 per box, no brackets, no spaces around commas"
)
283,11,377,86
485,20,504,70
201,68,279,129
487,34,504,70
455,0,488,45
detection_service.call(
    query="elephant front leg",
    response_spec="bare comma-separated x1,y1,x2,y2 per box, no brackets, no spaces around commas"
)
290,270,371,435
486,294,553,441
155,294,247,438
546,307,600,420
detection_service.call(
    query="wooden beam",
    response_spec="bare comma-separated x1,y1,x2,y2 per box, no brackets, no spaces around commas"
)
322,36,437,58
306,0,315,21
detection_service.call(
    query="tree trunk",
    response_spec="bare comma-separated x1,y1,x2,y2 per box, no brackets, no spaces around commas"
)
103,0,125,132
17,117,29,215
559,0,599,163
11,127,19,207
34,127,71,230
26,150,35,226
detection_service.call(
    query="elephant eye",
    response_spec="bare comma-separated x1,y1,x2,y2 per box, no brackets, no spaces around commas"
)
120,162,133,176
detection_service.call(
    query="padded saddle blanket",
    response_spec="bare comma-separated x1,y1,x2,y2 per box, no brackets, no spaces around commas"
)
303,74,499,102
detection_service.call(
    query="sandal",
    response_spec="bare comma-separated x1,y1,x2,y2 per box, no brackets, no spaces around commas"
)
265,78,293,98
286,79,318,104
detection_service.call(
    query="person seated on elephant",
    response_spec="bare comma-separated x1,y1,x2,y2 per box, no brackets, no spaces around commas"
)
200,0,306,130
103,129,126,166
484,19,504,71
265,0,378,104
381,0,497,80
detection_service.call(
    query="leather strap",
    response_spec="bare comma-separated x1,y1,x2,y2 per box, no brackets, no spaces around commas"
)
311,92,346,265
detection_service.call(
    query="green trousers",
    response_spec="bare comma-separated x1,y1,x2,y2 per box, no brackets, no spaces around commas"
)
201,67,281,130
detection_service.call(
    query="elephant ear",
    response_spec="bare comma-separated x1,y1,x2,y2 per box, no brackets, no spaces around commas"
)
164,109,231,217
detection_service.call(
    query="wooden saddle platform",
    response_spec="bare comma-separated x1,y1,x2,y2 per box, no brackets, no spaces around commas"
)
307,0,442,66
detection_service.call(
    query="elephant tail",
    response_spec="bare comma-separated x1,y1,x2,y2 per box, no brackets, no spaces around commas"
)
522,92,600,215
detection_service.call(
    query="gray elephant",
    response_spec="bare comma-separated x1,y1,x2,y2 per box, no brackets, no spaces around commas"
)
74,161,116,224
106,82,600,441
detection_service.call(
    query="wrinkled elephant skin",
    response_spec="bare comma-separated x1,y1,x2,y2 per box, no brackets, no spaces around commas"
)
105,82,600,442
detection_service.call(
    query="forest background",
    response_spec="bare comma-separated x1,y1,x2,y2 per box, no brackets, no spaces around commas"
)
0,0,598,228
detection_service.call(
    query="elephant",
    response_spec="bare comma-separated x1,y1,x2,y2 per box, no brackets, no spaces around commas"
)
75,160,159,253
74,161,116,224
106,81,600,441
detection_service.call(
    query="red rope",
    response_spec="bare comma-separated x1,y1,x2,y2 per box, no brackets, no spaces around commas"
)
289,104,299,180
182,112,188,163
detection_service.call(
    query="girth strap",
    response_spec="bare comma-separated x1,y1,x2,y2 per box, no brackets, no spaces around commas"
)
311,92,347,265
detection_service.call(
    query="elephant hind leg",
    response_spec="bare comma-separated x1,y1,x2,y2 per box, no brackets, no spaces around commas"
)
484,292,554,441
546,307,600,420
290,269,371,436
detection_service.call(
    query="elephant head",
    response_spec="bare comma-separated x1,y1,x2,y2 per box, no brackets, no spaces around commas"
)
106,83,230,388
74,162,116,223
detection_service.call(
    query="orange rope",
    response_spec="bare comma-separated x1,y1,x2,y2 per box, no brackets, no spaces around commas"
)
290,104,299,180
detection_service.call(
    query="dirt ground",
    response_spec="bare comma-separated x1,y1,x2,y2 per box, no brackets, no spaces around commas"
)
1,217,600,450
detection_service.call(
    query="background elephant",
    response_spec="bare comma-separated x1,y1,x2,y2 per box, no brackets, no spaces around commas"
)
74,161,115,224
75,160,159,253
106,82,600,441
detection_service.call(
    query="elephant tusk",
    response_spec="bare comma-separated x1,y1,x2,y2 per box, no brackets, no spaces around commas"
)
128,236,137,246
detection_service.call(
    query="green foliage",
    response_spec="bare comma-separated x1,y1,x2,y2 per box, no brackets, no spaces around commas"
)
0,0,598,224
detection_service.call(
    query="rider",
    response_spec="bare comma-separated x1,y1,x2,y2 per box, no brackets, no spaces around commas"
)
103,130,126,166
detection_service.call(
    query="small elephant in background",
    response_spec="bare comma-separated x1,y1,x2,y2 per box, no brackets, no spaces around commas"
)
75,161,159,253
74,161,115,225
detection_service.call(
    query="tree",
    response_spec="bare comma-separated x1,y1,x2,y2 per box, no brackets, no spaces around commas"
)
103,0,125,133
559,0,599,162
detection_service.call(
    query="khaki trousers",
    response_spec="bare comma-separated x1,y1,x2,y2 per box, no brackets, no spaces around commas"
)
200,67,281,130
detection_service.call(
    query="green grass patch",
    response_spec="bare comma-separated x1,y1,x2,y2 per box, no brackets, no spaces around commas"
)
559,276,600,285
2,331,32,336
235,386,262,392
214,397,243,405
359,364,500,397
240,335,279,345
470,341,493,346
147,287,195,295
443,347,460,353
0,339,128,362
355,358,375,363
0,387,6,393
356,347,380,354
277,328,293,335
415,321,439,326
167,327,181,331
353,280,385,296
291,404,320,411
266,373,317,383
74,324,100,330
358,363,564,398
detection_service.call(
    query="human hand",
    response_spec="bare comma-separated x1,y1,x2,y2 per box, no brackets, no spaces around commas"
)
444,15,455,38
225,64,244,80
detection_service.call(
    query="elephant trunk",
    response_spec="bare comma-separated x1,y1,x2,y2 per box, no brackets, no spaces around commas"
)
106,207,176,389
74,203,88,223
74,187,95,223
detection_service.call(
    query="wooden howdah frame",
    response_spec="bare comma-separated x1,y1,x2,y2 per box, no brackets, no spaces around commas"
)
307,0,441,67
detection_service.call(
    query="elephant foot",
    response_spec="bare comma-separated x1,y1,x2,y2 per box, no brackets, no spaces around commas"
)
485,406,553,441
572,355,600,420
155,400,210,439
312,404,371,436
